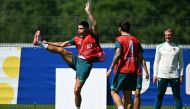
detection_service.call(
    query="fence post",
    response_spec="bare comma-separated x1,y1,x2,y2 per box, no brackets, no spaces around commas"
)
75,14,79,34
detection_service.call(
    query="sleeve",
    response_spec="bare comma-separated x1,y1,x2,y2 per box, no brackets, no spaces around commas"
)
115,40,122,49
153,45,161,77
138,44,144,53
178,48,184,76
94,34,99,42
69,38,76,45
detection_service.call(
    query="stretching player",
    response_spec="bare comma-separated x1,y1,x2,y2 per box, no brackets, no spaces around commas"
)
33,1,105,109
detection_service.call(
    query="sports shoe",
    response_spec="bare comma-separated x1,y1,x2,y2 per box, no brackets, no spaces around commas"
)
33,30,40,45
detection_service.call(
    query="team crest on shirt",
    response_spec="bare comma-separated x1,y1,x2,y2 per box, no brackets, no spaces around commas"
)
86,43,93,49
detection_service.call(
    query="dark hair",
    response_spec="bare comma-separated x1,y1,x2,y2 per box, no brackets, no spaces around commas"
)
78,21,89,29
119,20,130,32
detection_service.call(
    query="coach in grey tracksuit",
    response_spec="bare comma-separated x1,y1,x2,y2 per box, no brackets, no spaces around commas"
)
153,28,183,109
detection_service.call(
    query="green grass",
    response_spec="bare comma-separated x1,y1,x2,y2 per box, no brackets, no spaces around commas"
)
107,105,190,109
0,105,189,109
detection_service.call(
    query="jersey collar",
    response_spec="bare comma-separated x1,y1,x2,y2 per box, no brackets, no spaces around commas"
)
122,34,131,36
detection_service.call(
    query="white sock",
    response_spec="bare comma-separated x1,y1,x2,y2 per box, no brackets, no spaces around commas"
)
38,41,48,49
75,107,80,109
118,106,124,109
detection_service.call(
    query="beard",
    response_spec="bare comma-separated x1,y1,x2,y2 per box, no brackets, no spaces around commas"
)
78,32,85,38
78,34,84,38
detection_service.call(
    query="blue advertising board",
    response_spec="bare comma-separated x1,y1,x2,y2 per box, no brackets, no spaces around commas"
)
1,47,189,105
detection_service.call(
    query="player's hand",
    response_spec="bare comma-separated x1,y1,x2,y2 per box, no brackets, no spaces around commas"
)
180,76,183,84
85,0,90,13
153,76,158,84
145,73,149,81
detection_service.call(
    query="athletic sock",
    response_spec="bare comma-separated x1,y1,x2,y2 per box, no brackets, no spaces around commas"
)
118,106,124,109
37,41,48,49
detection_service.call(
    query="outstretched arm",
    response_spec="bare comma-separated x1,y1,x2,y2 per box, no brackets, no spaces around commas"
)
85,0,98,34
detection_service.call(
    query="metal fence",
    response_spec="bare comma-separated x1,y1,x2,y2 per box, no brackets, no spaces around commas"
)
0,16,190,47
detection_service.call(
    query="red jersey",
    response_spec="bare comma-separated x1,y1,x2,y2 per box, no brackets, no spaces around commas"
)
115,35,142,74
73,31,105,62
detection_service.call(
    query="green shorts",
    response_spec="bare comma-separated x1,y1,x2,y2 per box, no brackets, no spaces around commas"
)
69,55,92,83
136,75,142,89
111,70,137,92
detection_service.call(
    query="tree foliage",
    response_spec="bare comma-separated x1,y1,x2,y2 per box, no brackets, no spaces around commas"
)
0,0,189,44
